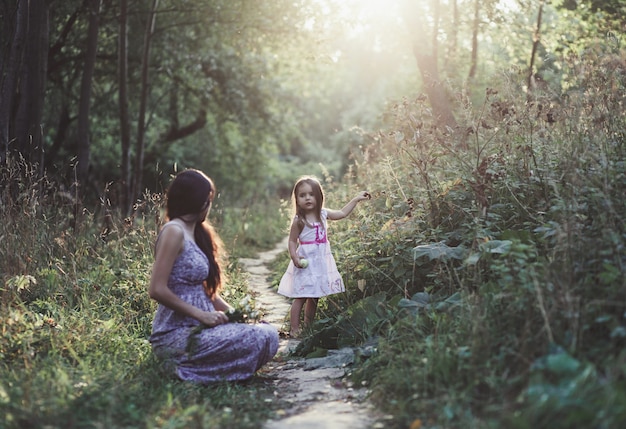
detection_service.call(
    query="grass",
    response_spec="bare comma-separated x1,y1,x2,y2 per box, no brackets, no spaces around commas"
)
3,53,626,429
264,55,626,428
0,174,289,429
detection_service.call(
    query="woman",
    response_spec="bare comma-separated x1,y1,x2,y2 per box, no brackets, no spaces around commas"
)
148,169,278,383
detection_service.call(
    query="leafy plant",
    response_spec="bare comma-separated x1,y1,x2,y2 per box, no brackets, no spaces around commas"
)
0,170,289,429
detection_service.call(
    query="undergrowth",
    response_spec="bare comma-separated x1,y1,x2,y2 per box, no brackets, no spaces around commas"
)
0,166,286,429
271,52,626,428
3,51,626,429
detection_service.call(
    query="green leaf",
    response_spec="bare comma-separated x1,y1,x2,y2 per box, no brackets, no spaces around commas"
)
413,242,465,262
478,240,512,254
544,353,581,375
6,275,37,292
464,252,481,265
610,326,626,338
410,292,430,306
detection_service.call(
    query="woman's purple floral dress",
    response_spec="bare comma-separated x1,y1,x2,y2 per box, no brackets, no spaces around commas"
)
149,237,278,383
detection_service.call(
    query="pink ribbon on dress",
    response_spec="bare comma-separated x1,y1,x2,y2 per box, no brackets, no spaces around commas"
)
299,223,327,245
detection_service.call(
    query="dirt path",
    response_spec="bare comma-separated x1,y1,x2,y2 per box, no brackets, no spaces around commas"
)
239,239,378,429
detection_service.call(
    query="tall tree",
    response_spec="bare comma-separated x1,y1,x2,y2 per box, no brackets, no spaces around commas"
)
467,0,481,82
13,0,52,174
131,0,159,206
118,0,132,215
528,0,545,92
76,0,102,193
403,0,457,129
447,0,459,68
43,3,82,172
0,0,28,165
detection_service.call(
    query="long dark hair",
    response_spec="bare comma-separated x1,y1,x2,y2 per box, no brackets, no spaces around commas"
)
166,169,225,297
292,176,324,230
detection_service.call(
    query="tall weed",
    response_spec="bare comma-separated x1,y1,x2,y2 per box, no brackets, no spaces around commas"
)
320,52,626,428
0,164,286,429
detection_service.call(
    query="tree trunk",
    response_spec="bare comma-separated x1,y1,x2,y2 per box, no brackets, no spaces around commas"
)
467,0,480,81
431,0,440,65
76,0,101,195
412,46,457,130
447,0,458,66
528,0,545,92
13,0,50,174
44,103,72,171
118,0,132,215
132,0,159,207
404,0,457,130
0,0,28,165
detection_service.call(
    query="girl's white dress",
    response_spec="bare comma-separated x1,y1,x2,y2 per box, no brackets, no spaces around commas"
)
278,209,345,298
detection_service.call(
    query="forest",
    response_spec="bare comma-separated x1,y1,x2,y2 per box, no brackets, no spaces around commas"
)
1,0,625,427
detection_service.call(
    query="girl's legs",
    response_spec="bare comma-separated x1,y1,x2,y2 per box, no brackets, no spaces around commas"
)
304,298,318,328
290,298,306,336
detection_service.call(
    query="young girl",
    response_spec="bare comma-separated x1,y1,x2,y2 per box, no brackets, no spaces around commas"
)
277,176,370,337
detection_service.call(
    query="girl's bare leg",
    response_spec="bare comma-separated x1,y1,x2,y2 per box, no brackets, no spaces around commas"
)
290,298,306,336
304,298,318,328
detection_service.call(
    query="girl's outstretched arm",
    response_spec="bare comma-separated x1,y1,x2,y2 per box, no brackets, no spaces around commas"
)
326,191,370,221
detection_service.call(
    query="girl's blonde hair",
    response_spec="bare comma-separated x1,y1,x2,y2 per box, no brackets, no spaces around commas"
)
292,176,324,230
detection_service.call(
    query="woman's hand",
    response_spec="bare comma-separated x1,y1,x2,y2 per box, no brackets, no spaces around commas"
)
198,310,229,327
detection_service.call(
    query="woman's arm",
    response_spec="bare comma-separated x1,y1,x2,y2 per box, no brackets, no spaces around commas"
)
148,225,228,327
326,191,370,221
211,293,234,313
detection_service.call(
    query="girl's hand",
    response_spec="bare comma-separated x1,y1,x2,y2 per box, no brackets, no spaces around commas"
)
357,191,371,201
198,310,229,327
294,257,308,268
327,191,371,220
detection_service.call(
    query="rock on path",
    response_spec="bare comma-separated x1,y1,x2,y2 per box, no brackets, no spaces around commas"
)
239,239,378,429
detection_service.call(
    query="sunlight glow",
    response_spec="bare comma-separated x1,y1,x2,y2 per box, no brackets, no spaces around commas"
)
319,0,404,37
320,0,521,40
309,0,524,74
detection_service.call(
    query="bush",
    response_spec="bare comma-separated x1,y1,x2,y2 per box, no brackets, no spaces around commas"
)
307,54,626,428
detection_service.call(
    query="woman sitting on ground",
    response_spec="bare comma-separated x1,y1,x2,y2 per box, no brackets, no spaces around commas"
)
148,169,279,383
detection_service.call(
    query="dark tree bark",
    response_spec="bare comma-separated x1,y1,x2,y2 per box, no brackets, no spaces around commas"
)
47,6,80,77
162,108,207,143
76,0,102,194
44,104,72,170
118,0,132,215
13,0,51,174
132,0,159,206
0,0,28,165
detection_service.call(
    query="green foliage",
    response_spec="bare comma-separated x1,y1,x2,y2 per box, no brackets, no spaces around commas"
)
4,3,626,427
0,169,286,429
293,293,395,356
213,196,287,258
508,345,626,428
286,48,626,428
